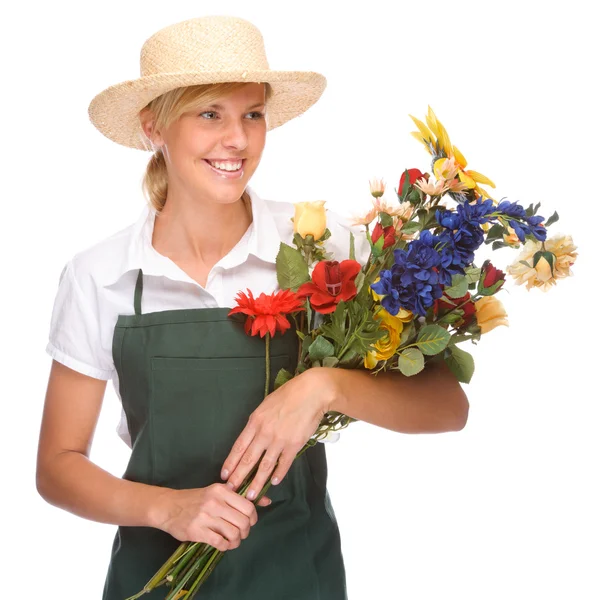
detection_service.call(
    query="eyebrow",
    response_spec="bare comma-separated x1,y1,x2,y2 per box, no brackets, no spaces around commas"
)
204,102,265,110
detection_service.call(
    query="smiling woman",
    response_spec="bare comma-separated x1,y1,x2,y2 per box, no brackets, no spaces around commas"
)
139,81,274,213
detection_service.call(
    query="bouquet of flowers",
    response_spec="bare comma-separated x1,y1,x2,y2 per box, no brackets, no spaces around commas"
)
127,106,577,599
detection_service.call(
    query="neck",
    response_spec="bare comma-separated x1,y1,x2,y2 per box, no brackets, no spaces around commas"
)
152,188,252,267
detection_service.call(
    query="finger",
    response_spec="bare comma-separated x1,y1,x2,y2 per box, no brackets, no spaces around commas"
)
268,447,297,488
245,444,284,501
257,495,272,507
207,515,241,550
227,437,270,492
213,504,253,539
221,422,258,483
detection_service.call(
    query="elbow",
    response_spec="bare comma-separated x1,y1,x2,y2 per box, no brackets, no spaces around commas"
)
451,391,470,431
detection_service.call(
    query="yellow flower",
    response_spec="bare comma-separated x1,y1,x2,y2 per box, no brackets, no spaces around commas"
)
473,296,509,334
294,201,327,240
364,305,412,369
503,224,521,247
409,106,496,201
506,234,578,291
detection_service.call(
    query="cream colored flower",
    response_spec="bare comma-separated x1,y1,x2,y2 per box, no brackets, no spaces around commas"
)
474,296,509,334
369,177,386,198
506,234,577,291
415,176,449,196
350,196,414,227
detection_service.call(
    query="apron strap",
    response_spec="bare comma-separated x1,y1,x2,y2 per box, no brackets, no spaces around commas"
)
134,268,144,315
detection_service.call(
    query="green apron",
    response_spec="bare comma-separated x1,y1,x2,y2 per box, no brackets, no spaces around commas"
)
102,268,348,599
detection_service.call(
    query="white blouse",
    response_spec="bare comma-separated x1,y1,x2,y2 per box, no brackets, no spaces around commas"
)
45,185,371,448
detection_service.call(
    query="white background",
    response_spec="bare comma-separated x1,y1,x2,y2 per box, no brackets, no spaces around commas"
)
3,1,598,598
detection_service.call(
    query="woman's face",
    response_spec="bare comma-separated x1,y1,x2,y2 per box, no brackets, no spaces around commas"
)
148,83,267,206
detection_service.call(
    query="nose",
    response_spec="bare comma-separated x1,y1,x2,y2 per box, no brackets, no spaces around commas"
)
221,116,250,151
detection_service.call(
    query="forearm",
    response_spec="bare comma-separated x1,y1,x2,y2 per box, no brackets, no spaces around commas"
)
36,450,170,529
325,359,469,433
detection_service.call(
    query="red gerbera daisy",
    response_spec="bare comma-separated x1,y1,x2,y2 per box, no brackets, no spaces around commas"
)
228,288,306,338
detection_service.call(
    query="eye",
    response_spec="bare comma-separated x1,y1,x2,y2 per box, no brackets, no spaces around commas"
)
198,111,265,120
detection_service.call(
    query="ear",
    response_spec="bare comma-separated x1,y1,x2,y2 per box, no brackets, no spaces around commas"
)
139,108,164,148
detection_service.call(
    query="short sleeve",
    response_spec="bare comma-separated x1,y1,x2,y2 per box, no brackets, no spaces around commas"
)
45,260,115,380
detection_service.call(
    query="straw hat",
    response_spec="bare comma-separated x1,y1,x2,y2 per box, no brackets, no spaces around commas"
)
88,15,327,150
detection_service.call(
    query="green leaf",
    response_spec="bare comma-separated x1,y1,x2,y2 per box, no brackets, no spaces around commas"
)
399,320,416,346
485,223,505,240
415,324,451,356
445,274,469,299
274,368,294,390
399,220,421,235
437,312,463,325
308,335,336,361
519,260,532,268
354,270,365,295
320,228,332,241
401,168,412,198
478,279,505,296
322,356,340,368
276,242,310,291
349,231,355,261
492,240,507,250
397,347,425,376
464,266,481,284
379,212,394,228
445,344,475,383
545,211,559,227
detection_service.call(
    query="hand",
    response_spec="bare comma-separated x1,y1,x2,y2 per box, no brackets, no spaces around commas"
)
151,484,273,552
220,368,337,501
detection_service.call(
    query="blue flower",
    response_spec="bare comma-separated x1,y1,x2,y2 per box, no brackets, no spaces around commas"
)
371,236,443,317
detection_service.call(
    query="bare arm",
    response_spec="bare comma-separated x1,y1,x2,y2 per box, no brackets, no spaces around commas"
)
35,360,169,528
36,360,271,551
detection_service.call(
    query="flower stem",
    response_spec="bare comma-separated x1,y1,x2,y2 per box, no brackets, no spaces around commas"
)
265,332,271,398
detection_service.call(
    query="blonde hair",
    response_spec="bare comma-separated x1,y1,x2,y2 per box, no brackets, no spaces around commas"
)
139,82,273,213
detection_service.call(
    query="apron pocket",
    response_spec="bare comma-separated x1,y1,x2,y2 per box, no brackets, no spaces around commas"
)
149,354,291,489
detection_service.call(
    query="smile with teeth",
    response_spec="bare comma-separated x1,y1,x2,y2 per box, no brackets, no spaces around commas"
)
205,159,244,172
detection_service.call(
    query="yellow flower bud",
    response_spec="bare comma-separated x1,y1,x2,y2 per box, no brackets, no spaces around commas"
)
534,255,553,282
293,201,327,240
474,295,509,334
363,306,413,369
503,225,520,247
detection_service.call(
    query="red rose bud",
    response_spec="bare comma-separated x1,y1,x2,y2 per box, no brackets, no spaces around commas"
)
433,292,476,327
482,260,506,291
399,168,427,192
371,222,396,249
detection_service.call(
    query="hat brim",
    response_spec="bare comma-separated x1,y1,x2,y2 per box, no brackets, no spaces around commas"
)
88,70,327,150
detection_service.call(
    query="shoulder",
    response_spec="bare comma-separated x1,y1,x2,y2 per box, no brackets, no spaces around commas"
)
64,218,137,291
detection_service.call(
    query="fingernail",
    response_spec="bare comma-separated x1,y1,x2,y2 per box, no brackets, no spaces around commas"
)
221,469,229,479
247,489,256,500
227,481,235,489
272,477,279,485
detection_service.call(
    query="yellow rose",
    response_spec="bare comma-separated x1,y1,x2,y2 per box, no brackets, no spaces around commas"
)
364,306,411,369
474,295,509,334
293,201,327,240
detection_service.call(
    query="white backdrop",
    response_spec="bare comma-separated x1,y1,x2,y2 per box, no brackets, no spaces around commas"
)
3,1,598,598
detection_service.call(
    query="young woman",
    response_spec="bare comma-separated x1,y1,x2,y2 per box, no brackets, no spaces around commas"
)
36,15,469,600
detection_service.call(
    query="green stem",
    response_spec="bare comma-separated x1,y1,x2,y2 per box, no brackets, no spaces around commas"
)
265,332,270,398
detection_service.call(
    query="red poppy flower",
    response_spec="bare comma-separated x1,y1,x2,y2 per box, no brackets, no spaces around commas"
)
371,222,396,249
228,288,305,338
296,259,362,314
399,168,427,191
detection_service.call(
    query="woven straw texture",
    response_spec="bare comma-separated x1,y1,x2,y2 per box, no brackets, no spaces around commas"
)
88,16,327,150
